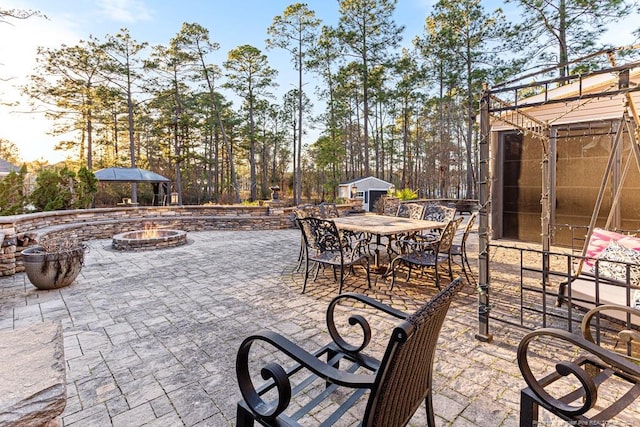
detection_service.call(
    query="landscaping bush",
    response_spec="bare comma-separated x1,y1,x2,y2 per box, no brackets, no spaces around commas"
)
29,166,98,211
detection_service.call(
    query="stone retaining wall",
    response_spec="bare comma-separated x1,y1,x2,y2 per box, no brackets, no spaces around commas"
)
0,205,301,277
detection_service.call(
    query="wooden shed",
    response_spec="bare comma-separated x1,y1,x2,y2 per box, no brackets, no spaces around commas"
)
338,176,394,212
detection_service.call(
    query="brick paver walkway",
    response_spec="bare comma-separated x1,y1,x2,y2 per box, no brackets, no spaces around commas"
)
0,227,634,426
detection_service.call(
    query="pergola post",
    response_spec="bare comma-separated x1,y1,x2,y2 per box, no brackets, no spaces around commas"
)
476,84,493,342
540,128,554,297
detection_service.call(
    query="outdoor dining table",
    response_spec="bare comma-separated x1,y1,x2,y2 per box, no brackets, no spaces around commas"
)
332,214,447,272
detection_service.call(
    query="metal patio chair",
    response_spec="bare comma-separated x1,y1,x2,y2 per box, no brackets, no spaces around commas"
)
384,202,427,258
449,212,477,285
236,277,466,426
396,202,425,220
518,304,640,426
387,217,463,290
296,217,371,294
418,204,457,242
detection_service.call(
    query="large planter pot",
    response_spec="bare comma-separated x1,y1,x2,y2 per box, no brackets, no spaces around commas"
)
22,245,86,290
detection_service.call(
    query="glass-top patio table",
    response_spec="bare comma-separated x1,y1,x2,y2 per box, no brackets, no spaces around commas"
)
332,214,447,271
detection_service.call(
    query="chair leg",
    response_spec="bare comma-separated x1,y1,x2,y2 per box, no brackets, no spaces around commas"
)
519,389,539,427
296,239,305,272
338,264,344,294
388,258,399,290
236,402,256,426
434,264,441,290
302,257,310,293
424,392,436,427
461,252,475,285
364,259,371,289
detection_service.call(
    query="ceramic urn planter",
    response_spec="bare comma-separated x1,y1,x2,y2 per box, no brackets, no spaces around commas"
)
22,244,86,290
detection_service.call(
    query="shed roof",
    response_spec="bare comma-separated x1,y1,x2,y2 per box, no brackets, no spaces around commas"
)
339,176,393,187
94,167,170,183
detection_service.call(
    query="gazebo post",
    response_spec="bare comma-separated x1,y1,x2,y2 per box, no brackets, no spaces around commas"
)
476,84,493,343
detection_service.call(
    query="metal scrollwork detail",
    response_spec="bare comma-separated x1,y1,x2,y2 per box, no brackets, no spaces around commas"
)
236,336,292,420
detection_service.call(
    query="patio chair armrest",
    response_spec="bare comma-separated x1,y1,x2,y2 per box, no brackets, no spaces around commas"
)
236,330,376,421
397,237,437,253
581,304,640,342
349,235,371,253
518,328,640,417
326,292,408,354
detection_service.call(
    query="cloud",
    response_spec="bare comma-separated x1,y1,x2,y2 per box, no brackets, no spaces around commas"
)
98,0,153,23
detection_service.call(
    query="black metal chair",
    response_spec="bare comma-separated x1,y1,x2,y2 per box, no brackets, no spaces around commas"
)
396,202,425,220
417,204,457,242
387,217,463,290
518,304,640,427
319,202,340,218
236,277,466,426
449,212,477,285
296,217,371,294
381,196,400,216
383,202,426,259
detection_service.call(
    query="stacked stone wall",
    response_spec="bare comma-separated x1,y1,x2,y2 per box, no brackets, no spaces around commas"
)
0,205,303,278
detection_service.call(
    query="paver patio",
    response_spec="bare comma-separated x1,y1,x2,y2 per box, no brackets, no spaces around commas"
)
0,227,636,426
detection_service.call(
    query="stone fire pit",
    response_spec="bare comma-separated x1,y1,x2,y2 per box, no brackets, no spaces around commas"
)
112,229,187,251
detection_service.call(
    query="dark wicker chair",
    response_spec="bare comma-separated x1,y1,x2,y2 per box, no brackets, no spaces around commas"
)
449,212,477,285
387,217,463,290
518,304,640,427
297,217,371,294
236,277,466,426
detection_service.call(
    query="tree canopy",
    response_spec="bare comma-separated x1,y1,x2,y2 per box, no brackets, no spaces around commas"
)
3,1,638,206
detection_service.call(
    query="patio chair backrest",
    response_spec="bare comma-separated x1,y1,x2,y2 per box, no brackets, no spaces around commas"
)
319,202,340,218
297,217,343,254
382,197,400,216
423,204,456,223
363,277,465,426
296,203,323,218
461,212,477,245
437,217,464,254
396,202,425,220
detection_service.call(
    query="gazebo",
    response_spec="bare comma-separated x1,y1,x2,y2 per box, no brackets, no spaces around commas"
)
94,167,171,206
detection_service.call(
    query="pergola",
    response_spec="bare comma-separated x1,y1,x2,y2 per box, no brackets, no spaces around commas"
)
94,167,171,206
476,46,640,341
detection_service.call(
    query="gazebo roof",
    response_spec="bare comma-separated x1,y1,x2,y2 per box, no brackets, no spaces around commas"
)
94,167,170,183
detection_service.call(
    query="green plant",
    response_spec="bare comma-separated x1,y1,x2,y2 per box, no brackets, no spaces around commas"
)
74,166,98,208
29,167,98,211
0,165,28,215
392,188,418,201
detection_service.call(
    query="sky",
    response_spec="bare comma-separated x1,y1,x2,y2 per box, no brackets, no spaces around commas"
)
1,0,639,164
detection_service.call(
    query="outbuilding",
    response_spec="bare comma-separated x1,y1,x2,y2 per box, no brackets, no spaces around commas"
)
0,158,20,179
338,176,394,212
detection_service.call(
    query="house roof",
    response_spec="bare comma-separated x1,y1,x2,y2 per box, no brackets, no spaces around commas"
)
94,167,170,183
339,176,394,187
491,67,640,131
0,158,20,174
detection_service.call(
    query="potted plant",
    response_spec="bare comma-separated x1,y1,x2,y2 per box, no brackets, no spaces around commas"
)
21,239,87,290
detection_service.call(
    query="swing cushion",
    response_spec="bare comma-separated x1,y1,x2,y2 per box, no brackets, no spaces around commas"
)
583,228,640,275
